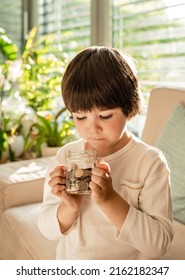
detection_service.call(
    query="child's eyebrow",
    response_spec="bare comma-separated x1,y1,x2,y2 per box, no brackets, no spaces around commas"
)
72,108,116,114
72,111,87,114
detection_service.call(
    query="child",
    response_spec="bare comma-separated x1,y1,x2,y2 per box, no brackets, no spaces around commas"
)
38,46,174,260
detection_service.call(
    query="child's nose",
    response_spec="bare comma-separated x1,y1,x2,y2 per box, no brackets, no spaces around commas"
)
89,120,102,132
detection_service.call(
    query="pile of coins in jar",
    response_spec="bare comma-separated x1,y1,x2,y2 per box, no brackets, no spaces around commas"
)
66,167,92,194
65,150,97,194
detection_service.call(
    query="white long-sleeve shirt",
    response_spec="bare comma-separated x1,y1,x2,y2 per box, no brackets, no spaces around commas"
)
38,135,174,259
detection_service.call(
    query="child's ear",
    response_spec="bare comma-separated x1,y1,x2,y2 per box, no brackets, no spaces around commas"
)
127,111,137,121
127,115,133,121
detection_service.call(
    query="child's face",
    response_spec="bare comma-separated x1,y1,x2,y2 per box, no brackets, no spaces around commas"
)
72,108,130,157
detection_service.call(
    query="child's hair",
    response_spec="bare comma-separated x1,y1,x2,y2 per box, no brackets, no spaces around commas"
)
61,46,142,118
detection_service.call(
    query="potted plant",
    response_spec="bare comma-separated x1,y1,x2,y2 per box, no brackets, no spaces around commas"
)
0,27,70,161
0,27,20,162
23,107,77,158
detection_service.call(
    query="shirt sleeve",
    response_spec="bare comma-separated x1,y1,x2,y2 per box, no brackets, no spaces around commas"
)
115,155,174,259
38,140,84,241
38,150,65,240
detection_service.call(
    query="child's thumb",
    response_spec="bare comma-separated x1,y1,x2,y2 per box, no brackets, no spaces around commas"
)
96,161,110,174
55,165,65,171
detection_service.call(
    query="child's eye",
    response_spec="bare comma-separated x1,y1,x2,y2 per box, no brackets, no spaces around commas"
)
76,116,86,121
100,114,113,120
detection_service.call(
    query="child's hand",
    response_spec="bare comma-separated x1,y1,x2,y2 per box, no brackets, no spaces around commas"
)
49,165,66,196
90,161,114,204
49,165,83,211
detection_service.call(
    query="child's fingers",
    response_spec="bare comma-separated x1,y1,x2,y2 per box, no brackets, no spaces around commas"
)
50,165,66,178
95,161,110,174
48,176,66,187
55,165,66,171
51,184,66,196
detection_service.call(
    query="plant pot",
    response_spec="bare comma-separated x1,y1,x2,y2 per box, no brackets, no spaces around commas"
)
0,150,8,163
41,146,61,157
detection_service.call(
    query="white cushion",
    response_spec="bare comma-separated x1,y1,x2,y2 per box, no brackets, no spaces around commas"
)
0,157,51,209
0,203,57,260
156,104,185,224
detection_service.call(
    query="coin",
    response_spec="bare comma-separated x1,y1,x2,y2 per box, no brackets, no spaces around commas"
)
79,180,89,191
74,168,83,178
83,169,91,178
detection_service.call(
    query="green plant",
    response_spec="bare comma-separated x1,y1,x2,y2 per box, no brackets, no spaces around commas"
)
0,27,70,161
0,27,19,160
24,108,77,157
0,27,18,61
0,128,7,160
19,27,69,112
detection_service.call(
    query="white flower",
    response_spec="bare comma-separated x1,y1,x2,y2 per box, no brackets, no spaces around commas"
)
7,60,22,83
3,79,11,91
2,91,28,116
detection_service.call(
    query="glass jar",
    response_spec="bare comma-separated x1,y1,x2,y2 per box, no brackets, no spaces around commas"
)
65,150,97,194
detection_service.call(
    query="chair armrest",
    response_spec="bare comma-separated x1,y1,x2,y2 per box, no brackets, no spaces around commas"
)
0,157,51,218
142,87,185,146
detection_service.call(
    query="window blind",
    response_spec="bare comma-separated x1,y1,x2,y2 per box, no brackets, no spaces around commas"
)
0,0,22,53
38,0,91,58
112,0,185,90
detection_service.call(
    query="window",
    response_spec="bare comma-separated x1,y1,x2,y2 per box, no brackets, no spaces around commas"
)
38,0,91,58
1,0,185,88
0,0,22,53
111,0,185,136
112,0,185,90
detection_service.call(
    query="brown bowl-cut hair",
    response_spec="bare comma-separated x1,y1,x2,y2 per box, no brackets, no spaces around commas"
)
61,46,142,118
